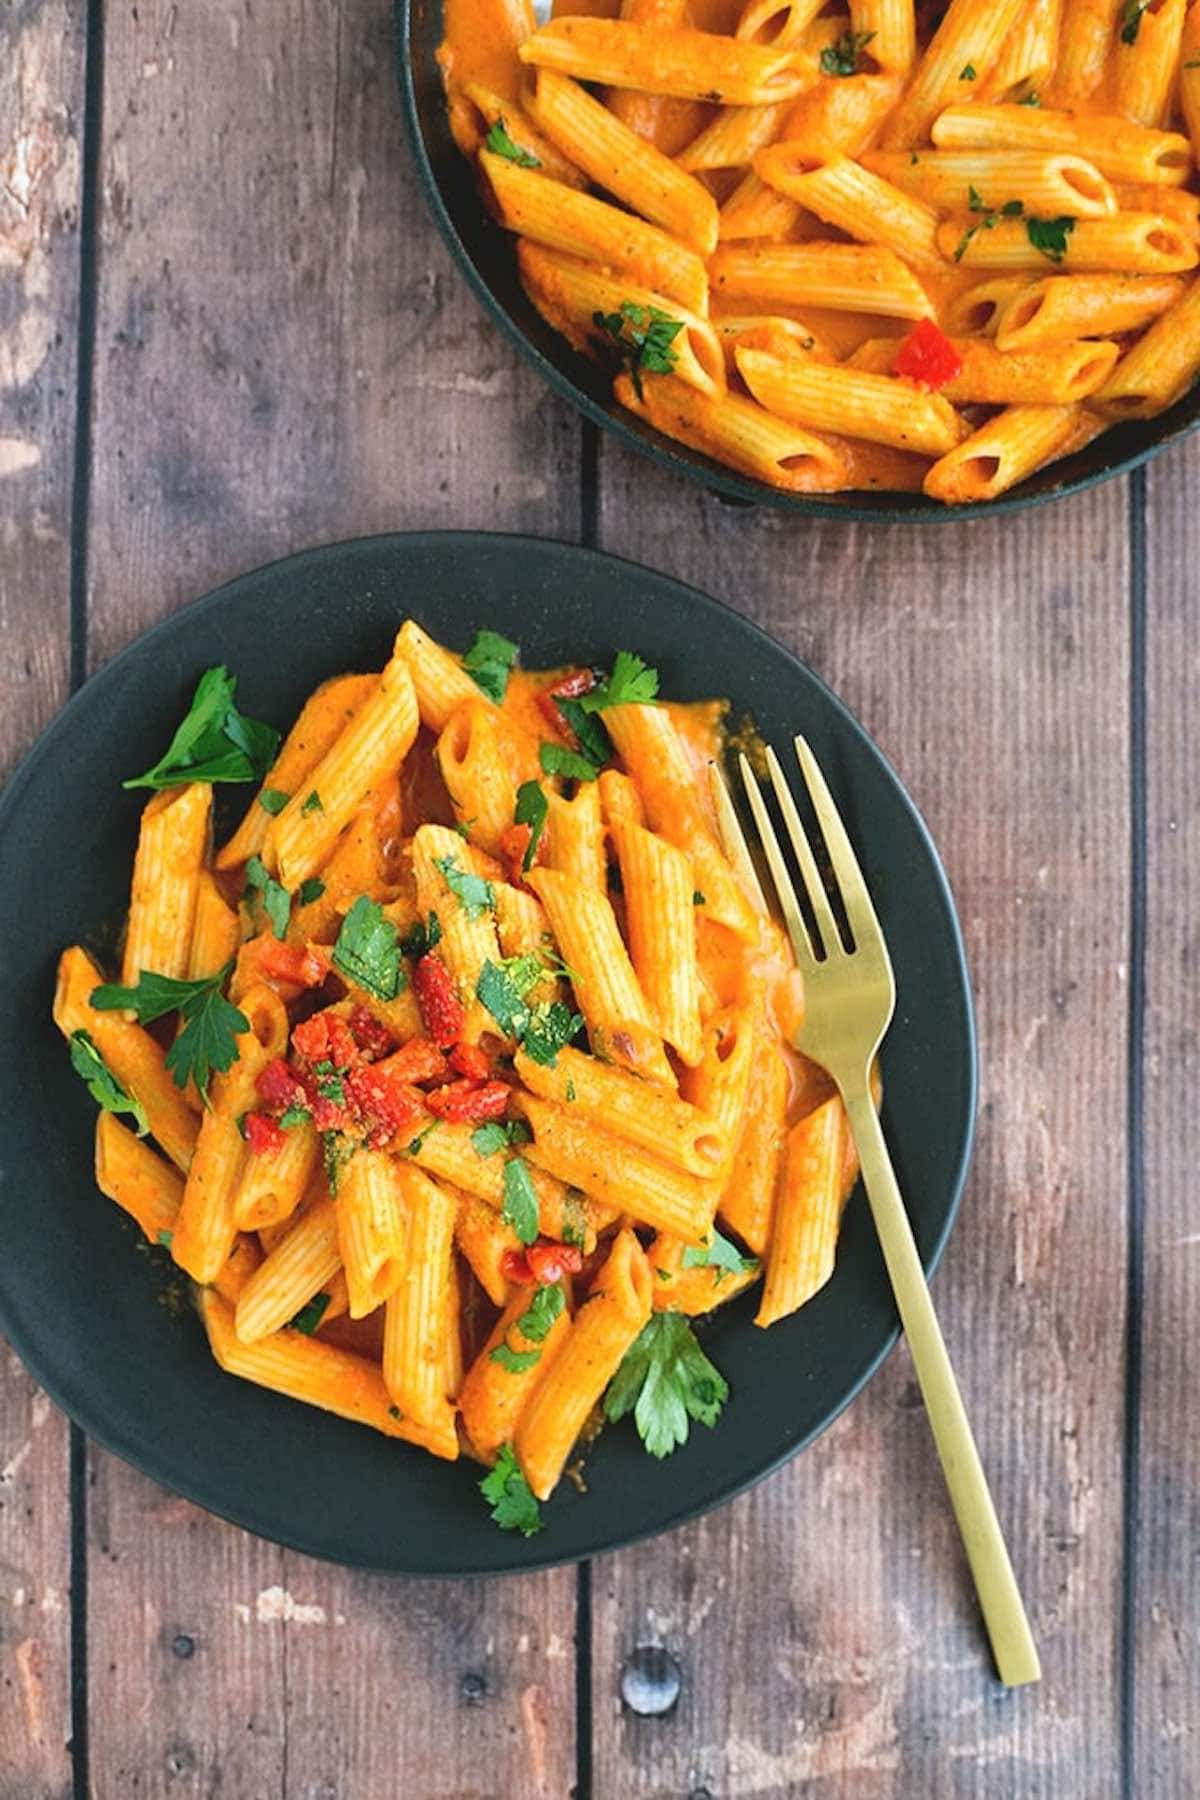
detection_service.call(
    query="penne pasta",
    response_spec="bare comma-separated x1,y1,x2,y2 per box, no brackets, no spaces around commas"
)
543,779,608,889
753,149,943,272
877,0,1027,150
382,1164,459,1456
609,818,704,1065
861,149,1117,220
993,273,1185,350
923,404,1082,503
459,1279,573,1463
1093,273,1200,417
737,345,968,455
937,213,1198,274
709,242,935,318
979,0,1063,102
1113,0,1185,130
122,783,211,985
337,1148,409,1319
514,1043,728,1173
234,1194,343,1344
849,333,1120,404
94,1112,183,1245
931,104,1192,187
715,1005,788,1254
517,18,818,106
756,1094,849,1325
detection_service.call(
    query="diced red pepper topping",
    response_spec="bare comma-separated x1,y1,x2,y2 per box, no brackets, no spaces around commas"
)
502,1241,585,1286
256,938,326,989
291,1010,359,1072
376,1037,451,1086
549,669,597,700
893,319,963,391
243,1111,287,1156
533,669,597,744
449,1041,491,1084
343,1064,426,1147
412,953,466,1047
347,1005,395,1061
256,1057,310,1114
425,1078,511,1122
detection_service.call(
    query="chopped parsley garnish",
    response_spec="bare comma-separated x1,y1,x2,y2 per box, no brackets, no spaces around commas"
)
490,1342,542,1373
434,854,496,919
404,1121,440,1157
123,666,280,791
593,302,683,395
959,62,976,80
279,1102,311,1129
314,1060,347,1104
332,895,403,1000
491,1281,565,1371
462,628,519,703
693,890,706,905
565,1079,577,1104
69,1030,149,1136
819,27,875,76
258,787,289,815
523,1001,582,1067
480,1443,542,1536
476,958,581,1065
680,1227,759,1284
90,963,246,1103
476,961,532,1039
561,1191,587,1248
301,790,324,815
540,742,600,783
513,781,548,869
1026,215,1076,263
1120,0,1149,44
244,854,291,939
501,1156,540,1245
1018,90,1041,105
554,696,612,765
322,1130,358,1194
484,117,540,169
579,650,659,713
156,1230,174,1248
604,1313,729,1459
388,1404,403,1420
955,193,1024,261
296,877,325,907
471,1119,530,1157
399,911,442,960
289,1292,331,1335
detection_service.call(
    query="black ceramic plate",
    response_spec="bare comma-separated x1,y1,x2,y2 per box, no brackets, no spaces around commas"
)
396,0,1200,522
0,533,975,1573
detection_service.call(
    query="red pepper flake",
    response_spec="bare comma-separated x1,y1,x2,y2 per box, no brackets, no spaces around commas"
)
533,668,597,744
412,953,466,1047
502,1241,585,1286
347,1005,395,1061
291,1010,359,1072
244,1111,287,1156
257,939,325,989
256,1057,309,1114
892,318,964,391
425,1078,511,1122
449,1041,491,1084
376,1037,451,1086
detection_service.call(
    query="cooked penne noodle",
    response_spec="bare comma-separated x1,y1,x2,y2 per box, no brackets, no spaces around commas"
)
648,1229,761,1313
735,0,825,49
213,1234,264,1310
849,333,1120,402
753,149,943,271
1052,0,1124,105
756,1093,849,1325
848,0,915,73
437,698,526,856
681,998,758,1183
676,100,791,173
598,767,645,829
395,620,488,732
937,213,1198,274
528,70,719,251
515,1228,653,1498
923,404,1081,503
931,104,1192,186
544,779,608,889
1114,0,1185,130
454,1189,523,1306
713,313,834,366
715,1006,788,1254
481,149,710,315
943,276,1033,337
186,871,240,980
716,170,801,242
776,69,905,159
382,1165,459,1455
409,1119,590,1246
514,1043,727,1173
994,273,1185,350
517,18,817,106
459,1279,574,1462
979,0,1062,102
737,345,967,454
94,1112,183,1245
458,79,588,187
861,149,1117,219
235,1194,342,1344
877,0,1027,150
232,1118,319,1231
412,822,505,1044
1114,185,1200,237
617,369,848,491
1093,273,1200,416
1183,6,1200,162
609,819,704,1065
709,242,935,317
338,1148,409,1319
603,0,691,149
122,783,211,984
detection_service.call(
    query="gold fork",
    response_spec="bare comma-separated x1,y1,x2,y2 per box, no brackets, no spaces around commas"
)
711,741,1041,1689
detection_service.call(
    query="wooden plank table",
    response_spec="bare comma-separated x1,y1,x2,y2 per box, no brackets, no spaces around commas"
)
1,3,1196,1794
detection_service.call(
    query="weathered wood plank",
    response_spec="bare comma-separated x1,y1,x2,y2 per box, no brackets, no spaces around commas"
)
0,4,84,1794
591,459,1132,1797
84,0,579,1791
1137,439,1200,1796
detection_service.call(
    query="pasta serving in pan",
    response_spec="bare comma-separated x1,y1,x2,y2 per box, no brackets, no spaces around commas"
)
55,622,858,1534
437,0,1200,503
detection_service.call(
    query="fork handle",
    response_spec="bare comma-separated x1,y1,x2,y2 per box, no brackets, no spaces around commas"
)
843,1083,1041,1688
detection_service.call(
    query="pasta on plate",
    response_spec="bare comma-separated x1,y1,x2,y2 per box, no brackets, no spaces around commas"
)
55,623,862,1535
434,0,1200,503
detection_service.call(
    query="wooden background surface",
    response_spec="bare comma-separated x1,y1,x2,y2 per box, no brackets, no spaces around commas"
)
1,2,1196,1795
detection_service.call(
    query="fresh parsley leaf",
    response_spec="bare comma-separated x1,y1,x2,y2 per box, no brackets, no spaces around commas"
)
604,1312,729,1459
565,1079,577,1104
332,895,403,1001
296,877,325,907
289,1292,330,1335
693,890,706,905
156,1230,174,1248
455,820,473,839
501,1156,539,1245
522,1001,583,1068
123,667,280,790
580,651,660,712
244,854,291,939
400,911,442,959
471,1121,511,1157
476,961,533,1039
540,742,600,783
322,1130,358,1195
258,787,289,815
593,302,684,394
484,118,540,169
301,789,324,815
681,1227,758,1283
404,1121,440,1156
513,782,548,870
554,696,612,768
517,1281,565,1342
561,1191,586,1247
1026,215,1075,262
968,184,986,213
279,1102,311,1129
434,854,496,919
490,1341,543,1373
1018,89,1041,104
388,1404,403,1420
462,628,519,703
960,62,976,79
68,1030,149,1136
1120,0,1148,44
91,964,246,1102
818,27,875,76
479,1443,542,1535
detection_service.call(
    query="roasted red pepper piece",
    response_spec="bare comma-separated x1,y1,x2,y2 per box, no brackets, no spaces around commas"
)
534,667,598,742
425,1078,511,1122
893,318,964,390
449,1040,491,1083
291,1010,359,1072
347,1006,395,1060
376,1037,451,1085
243,1111,287,1156
502,1241,585,1285
256,939,325,989
412,953,466,1047
343,1064,426,1146
256,1057,310,1114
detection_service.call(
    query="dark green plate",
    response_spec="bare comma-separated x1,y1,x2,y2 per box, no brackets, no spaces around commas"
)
396,0,1200,521
0,533,974,1573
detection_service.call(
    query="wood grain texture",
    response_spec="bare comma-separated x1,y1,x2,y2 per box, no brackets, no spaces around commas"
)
1136,440,1200,1797
81,0,578,1792
0,4,83,1795
591,458,1133,1797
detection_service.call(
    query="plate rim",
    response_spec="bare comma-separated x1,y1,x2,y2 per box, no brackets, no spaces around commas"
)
0,528,978,1573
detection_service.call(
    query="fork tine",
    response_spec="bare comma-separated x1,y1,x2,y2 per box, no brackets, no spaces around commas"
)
737,754,817,969
794,736,884,948
707,762,769,915
765,744,843,959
